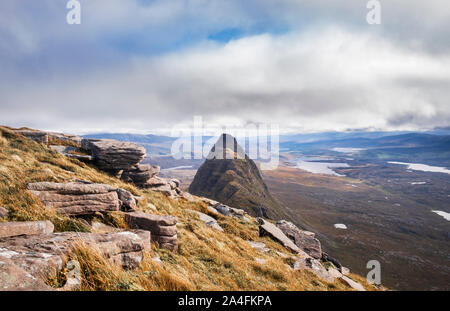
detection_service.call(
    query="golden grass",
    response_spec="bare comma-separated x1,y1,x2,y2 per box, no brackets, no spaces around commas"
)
0,126,379,291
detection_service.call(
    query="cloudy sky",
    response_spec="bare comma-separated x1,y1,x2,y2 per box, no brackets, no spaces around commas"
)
1,0,449,134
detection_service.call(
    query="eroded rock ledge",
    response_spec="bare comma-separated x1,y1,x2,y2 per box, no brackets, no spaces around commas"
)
0,229,151,291
26,182,136,215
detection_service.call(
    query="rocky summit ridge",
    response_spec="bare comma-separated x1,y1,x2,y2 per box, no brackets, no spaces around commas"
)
0,126,377,291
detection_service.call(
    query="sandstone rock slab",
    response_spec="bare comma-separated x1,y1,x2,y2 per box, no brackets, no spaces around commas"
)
88,139,146,171
27,182,121,216
123,212,178,251
13,129,48,144
0,257,53,291
276,220,322,259
117,188,137,211
0,221,54,239
121,164,160,187
258,218,300,253
0,230,151,281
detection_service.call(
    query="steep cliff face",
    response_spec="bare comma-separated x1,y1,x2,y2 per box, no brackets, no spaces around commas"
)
189,134,283,219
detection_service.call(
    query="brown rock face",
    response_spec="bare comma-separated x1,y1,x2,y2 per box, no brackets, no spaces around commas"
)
27,182,122,216
257,218,300,254
0,257,53,291
116,188,137,211
121,164,160,187
0,230,151,281
87,139,146,172
0,221,54,239
13,129,49,144
276,220,322,259
124,212,178,252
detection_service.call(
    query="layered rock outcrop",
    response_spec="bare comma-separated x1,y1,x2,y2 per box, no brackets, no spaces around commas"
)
0,221,54,239
13,127,192,201
0,257,53,291
257,218,301,254
26,182,133,216
79,138,190,200
124,212,178,251
86,139,146,173
0,230,151,281
276,220,322,259
121,164,160,187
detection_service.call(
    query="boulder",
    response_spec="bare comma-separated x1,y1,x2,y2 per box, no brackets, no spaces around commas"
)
88,139,146,172
13,129,48,144
276,220,322,259
144,176,169,188
215,204,232,216
292,257,334,283
27,182,121,216
0,257,53,291
200,197,220,207
191,210,224,232
0,230,151,280
257,218,300,253
213,204,249,221
123,212,178,252
116,188,137,211
0,207,8,218
121,164,160,187
0,221,54,239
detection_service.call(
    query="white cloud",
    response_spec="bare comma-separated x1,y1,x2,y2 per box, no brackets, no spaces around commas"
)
1,27,449,133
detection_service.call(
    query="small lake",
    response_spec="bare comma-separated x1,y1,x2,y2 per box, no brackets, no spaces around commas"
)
334,224,347,229
388,162,450,175
332,147,366,153
162,165,193,171
295,158,349,176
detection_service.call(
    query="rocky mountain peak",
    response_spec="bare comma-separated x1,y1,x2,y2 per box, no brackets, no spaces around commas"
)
207,133,246,160
189,133,283,219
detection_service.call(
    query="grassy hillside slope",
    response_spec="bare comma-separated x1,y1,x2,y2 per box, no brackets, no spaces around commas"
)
0,126,375,291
